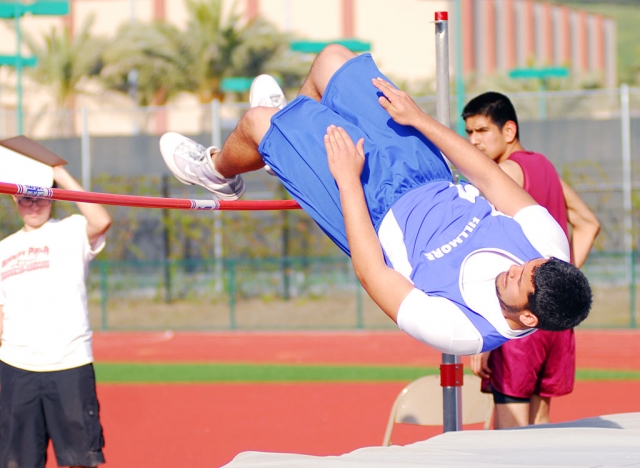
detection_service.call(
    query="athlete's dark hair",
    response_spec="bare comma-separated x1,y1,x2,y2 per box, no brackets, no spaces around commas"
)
461,91,520,140
527,257,592,331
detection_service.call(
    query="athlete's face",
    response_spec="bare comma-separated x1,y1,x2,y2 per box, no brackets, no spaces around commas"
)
13,196,52,231
495,258,546,325
465,115,511,163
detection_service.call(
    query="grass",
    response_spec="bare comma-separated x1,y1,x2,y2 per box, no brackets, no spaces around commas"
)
94,363,441,383
94,362,640,384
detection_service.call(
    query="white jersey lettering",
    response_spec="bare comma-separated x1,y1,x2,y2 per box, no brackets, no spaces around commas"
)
425,217,481,262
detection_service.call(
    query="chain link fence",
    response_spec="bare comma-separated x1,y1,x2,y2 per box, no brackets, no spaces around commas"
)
1,87,639,331
84,252,639,332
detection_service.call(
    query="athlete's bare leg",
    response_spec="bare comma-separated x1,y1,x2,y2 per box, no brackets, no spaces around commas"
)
298,44,356,101
213,107,278,177
214,44,358,178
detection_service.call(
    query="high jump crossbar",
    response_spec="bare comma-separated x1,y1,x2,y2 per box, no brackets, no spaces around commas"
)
0,181,301,211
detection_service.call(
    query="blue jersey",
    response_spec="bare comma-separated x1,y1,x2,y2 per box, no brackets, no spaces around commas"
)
385,181,540,351
258,52,555,353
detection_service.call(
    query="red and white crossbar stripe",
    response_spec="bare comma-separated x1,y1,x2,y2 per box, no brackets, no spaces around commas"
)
0,181,301,211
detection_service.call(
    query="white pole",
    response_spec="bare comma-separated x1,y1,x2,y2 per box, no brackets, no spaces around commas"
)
212,99,224,294
284,0,291,32
128,0,139,135
621,84,634,325
81,106,91,191
435,22,450,127
435,10,462,433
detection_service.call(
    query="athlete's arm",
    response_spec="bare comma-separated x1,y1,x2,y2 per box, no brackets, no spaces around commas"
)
397,289,482,355
514,206,570,261
372,78,536,218
53,166,111,246
561,179,600,268
324,125,414,322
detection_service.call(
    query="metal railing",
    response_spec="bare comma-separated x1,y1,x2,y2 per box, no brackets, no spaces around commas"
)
86,252,639,331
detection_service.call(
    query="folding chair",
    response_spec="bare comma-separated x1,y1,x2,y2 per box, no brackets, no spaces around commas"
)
382,374,494,446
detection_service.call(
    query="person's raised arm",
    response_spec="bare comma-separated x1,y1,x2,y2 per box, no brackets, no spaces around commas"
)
372,78,536,217
324,125,414,322
560,179,600,268
52,166,111,246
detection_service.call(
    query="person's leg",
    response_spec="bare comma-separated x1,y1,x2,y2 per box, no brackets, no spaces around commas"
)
0,362,49,467
487,334,548,429
534,329,575,424
44,364,105,468
215,44,356,177
162,44,415,201
214,107,279,177
491,389,531,429
159,105,279,200
529,395,551,424
298,44,357,101
217,44,357,177
215,44,363,177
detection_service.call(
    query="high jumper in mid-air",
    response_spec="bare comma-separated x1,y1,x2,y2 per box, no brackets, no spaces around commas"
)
159,44,592,356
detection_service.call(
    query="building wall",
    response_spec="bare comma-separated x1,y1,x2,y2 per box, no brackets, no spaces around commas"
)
0,0,618,81
66,0,616,86
0,0,618,138
473,0,616,86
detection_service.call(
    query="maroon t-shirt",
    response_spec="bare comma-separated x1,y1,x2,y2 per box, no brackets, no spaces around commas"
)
485,150,576,399
509,151,569,240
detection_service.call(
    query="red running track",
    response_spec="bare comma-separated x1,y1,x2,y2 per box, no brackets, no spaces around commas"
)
40,330,640,467
44,381,640,468
92,329,640,370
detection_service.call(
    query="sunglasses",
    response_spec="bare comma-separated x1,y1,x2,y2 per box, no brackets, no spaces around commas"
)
17,197,52,207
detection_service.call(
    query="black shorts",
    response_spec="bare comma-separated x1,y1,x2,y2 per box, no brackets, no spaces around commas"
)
492,388,531,404
0,361,105,468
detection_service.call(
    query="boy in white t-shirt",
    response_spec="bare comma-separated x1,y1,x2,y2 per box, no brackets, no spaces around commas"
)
0,166,111,468
158,45,592,355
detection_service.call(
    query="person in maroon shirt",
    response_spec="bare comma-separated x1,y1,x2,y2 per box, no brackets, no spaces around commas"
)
463,92,600,429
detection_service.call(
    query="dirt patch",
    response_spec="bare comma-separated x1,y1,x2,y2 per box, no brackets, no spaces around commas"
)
88,283,639,331
88,291,395,331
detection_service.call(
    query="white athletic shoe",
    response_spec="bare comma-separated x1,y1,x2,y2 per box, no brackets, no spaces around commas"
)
249,74,287,177
249,74,287,109
159,132,245,200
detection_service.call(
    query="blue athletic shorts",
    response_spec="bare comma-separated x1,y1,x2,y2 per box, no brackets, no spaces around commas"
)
259,53,452,255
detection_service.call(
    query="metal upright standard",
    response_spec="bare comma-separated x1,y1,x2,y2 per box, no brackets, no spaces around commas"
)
434,10,463,433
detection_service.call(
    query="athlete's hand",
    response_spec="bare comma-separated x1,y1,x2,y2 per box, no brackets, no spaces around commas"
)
324,125,365,188
372,77,424,127
470,352,491,379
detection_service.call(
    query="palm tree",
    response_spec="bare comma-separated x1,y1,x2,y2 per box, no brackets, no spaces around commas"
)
23,14,104,135
100,21,192,107
228,13,308,93
101,0,304,106
180,0,297,103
